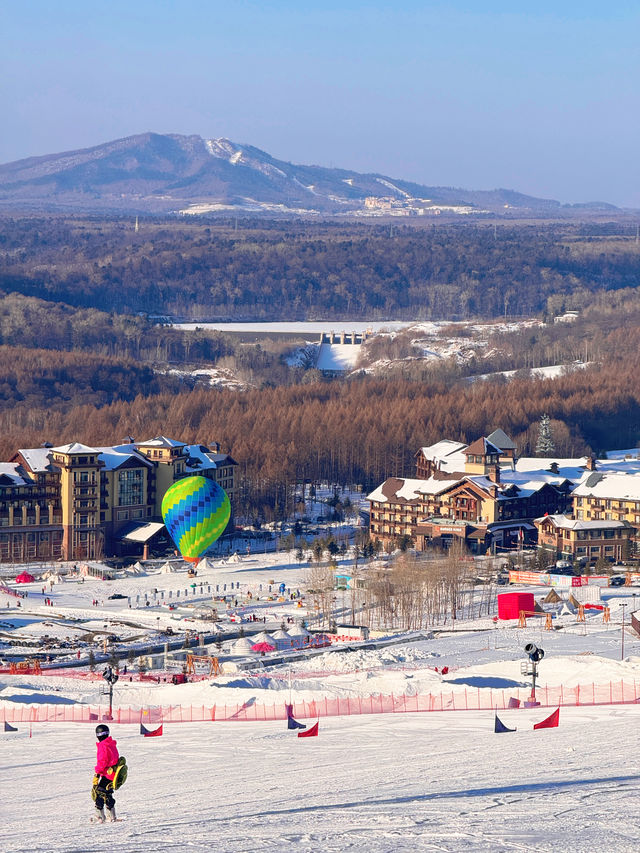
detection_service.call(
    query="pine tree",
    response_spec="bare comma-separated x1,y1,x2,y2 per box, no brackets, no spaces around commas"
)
535,413,556,456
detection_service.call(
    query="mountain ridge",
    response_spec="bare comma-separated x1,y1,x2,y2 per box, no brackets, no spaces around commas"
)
0,132,618,216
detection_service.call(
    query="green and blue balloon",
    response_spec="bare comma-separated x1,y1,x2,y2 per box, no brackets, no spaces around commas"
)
161,476,230,563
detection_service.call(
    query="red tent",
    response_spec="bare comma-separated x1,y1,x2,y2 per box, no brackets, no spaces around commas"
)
497,592,534,620
15,571,35,584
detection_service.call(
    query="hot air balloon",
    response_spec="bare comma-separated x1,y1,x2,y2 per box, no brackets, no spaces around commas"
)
161,476,230,563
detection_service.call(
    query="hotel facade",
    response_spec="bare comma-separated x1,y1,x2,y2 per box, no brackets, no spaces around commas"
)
0,436,237,562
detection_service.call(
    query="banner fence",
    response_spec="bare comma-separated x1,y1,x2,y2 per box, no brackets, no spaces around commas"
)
2,679,640,724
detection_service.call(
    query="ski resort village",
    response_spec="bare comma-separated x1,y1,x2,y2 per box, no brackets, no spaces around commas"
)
3,427,640,851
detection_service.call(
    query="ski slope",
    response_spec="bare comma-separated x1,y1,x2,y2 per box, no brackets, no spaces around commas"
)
4,706,640,852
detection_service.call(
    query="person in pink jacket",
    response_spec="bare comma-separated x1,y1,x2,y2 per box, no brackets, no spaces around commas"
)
92,724,120,822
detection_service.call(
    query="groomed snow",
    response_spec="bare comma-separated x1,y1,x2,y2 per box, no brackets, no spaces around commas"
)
4,707,640,852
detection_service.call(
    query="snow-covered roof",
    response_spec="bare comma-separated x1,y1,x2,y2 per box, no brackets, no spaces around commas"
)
464,437,502,457
18,447,55,473
368,476,461,504
0,463,30,486
419,439,467,462
509,457,591,482
535,514,630,531
572,472,640,502
184,445,235,472
417,439,468,473
96,446,153,470
120,522,166,543
137,436,186,448
467,475,554,500
52,442,97,454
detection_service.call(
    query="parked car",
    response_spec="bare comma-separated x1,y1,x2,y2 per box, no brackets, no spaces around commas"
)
108,593,127,600
610,576,626,587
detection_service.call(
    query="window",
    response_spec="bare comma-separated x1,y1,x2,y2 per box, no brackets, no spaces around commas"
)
117,510,129,521
118,469,143,506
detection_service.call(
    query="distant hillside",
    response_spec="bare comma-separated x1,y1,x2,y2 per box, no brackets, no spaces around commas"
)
0,132,614,216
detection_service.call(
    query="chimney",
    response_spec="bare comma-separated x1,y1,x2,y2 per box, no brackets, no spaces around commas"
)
488,465,500,484
122,435,135,445
548,462,559,475
209,441,221,453
586,455,597,471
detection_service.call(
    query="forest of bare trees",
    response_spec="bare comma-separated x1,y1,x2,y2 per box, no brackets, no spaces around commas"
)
1,216,639,321
0,350,639,519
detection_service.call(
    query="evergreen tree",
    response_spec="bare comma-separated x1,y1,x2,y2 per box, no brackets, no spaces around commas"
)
535,413,556,456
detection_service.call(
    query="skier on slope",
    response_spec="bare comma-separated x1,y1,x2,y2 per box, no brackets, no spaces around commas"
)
92,724,119,822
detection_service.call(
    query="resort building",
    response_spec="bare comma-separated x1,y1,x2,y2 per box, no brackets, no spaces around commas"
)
369,432,640,557
0,436,237,562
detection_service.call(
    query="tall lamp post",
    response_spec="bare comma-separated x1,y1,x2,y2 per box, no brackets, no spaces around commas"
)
621,603,628,661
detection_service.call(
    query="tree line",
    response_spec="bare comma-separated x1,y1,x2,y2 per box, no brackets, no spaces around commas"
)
1,215,639,321
0,355,639,518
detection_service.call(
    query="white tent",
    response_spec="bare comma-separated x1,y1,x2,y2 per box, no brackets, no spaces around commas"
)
231,637,257,654
228,552,242,563
287,622,310,637
252,631,277,646
160,562,175,574
271,628,292,650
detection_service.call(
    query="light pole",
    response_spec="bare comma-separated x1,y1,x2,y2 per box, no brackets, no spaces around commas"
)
621,603,628,661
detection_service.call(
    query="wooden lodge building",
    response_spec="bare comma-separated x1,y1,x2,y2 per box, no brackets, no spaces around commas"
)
369,433,572,554
0,436,237,563
368,430,640,558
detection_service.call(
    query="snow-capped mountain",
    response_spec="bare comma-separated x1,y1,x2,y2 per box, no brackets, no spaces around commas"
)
0,132,615,215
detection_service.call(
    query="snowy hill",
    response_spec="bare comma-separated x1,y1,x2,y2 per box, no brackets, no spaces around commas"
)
0,132,589,215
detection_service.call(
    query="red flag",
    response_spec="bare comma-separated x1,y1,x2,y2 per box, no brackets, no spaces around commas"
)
533,708,559,730
298,721,319,738
141,723,163,737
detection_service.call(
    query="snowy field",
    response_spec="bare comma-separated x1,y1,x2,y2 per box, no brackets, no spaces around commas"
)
4,538,640,850
4,706,640,853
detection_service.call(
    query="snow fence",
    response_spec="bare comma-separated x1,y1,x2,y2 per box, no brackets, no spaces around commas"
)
3,679,640,724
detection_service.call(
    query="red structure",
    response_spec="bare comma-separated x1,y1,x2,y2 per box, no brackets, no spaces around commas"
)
15,571,35,584
497,592,535,620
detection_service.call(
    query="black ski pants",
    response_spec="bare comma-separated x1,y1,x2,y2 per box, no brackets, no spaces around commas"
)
94,775,116,810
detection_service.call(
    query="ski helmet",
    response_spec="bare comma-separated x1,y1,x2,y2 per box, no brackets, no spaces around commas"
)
95,724,110,741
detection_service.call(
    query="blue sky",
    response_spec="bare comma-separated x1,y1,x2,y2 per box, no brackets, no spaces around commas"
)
2,1,638,206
